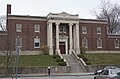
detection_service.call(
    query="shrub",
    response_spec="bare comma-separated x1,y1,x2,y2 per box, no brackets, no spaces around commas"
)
80,45,86,54
86,61,91,65
82,57,88,62
52,55,60,59
56,58,64,62
77,54,84,58
59,62,67,66
40,45,49,55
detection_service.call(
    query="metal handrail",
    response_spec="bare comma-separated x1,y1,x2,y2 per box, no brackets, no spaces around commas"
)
71,50,87,71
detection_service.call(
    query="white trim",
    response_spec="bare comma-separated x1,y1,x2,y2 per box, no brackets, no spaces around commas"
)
34,24,40,32
97,38,102,48
16,24,22,32
80,20,108,24
97,27,101,34
82,26,87,34
48,19,79,24
114,39,119,48
8,17,47,21
34,38,40,48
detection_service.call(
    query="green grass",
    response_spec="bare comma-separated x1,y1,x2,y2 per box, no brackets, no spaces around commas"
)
84,53,120,65
0,55,59,67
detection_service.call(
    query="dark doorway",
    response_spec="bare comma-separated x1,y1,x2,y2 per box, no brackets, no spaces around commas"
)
59,42,66,54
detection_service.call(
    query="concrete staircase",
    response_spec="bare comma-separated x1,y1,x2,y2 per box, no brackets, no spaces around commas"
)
62,54,85,73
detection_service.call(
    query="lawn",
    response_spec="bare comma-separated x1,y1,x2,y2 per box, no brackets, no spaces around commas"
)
0,55,59,67
84,53,120,65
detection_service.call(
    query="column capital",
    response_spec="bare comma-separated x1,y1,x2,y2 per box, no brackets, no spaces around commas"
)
55,22,60,26
47,22,52,24
47,22,53,27
69,23,73,26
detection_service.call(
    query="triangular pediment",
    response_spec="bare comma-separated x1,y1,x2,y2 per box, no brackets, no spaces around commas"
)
47,12,79,19
58,12,72,16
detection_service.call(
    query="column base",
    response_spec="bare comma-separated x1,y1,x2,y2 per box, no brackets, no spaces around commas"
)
75,48,80,54
56,49,60,54
69,49,73,54
49,48,53,55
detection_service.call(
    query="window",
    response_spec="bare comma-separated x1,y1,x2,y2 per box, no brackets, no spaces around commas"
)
114,39,119,48
97,27,101,34
34,37,40,48
97,38,102,48
16,24,22,32
16,36,22,48
34,24,40,32
59,26,66,33
82,26,87,34
82,37,88,48
101,70,109,75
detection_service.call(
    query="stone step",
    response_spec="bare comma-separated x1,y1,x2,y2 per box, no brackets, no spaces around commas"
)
62,54,85,73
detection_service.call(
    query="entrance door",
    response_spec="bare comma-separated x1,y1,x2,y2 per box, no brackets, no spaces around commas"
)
59,42,66,54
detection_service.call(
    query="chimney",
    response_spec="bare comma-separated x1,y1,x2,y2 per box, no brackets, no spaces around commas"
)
7,4,11,15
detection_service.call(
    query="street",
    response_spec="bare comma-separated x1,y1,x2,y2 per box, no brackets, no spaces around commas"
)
1,75,94,79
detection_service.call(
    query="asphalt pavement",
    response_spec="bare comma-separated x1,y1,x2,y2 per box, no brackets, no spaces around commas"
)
1,75,94,79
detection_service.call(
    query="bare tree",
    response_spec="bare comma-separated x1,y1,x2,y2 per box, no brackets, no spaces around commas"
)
0,15,15,76
0,15,6,31
94,0,120,34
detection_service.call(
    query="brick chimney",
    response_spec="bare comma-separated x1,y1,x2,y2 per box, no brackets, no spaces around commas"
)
7,4,11,15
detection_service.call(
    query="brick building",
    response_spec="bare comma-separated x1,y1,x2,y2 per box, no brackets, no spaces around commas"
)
0,4,120,55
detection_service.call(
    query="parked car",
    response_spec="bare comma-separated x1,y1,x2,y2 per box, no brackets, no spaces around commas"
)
113,72,120,79
94,66,119,75
94,68,120,79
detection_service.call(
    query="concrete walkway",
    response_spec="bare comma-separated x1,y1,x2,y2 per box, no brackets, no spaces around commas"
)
62,54,85,73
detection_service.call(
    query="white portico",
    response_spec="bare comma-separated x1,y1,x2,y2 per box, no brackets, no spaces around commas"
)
47,12,80,55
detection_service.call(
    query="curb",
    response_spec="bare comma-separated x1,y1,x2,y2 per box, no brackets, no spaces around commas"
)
0,73,94,78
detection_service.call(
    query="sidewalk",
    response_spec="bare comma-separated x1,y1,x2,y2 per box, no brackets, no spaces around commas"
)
0,72,94,78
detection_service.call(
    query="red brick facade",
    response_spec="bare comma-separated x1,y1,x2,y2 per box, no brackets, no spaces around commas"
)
0,4,120,54
7,15,47,51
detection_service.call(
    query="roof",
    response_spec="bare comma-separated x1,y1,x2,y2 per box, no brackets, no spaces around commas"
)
7,14,108,24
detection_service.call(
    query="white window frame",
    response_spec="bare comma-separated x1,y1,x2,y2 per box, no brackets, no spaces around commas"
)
16,36,22,48
34,24,40,32
97,38,102,48
82,26,87,34
82,37,88,48
97,27,101,34
34,37,40,48
16,24,22,32
114,39,119,48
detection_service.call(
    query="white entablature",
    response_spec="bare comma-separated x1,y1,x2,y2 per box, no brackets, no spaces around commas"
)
47,12,79,19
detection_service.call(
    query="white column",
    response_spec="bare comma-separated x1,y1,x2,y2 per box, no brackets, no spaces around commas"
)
47,22,53,55
75,23,80,54
69,23,73,54
73,26,76,49
56,22,60,54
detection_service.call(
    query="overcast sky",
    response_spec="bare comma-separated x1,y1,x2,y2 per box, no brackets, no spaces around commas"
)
0,0,120,19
